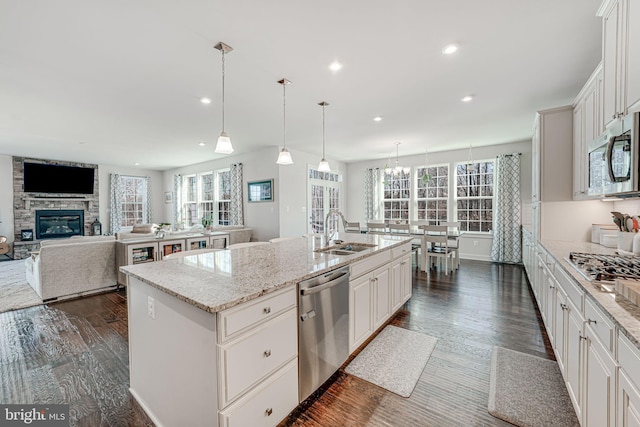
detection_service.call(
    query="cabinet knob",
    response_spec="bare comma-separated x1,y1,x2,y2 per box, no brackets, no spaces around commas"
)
560,303,567,311
549,285,555,289
263,307,271,314
263,349,271,358
579,335,587,341
265,408,273,417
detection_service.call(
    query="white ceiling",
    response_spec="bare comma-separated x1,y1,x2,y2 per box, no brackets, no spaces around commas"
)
0,0,603,170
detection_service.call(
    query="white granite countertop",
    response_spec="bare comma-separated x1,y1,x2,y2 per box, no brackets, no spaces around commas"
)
120,233,413,314
540,239,640,348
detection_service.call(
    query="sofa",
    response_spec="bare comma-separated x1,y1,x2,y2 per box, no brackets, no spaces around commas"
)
25,236,118,302
115,224,253,245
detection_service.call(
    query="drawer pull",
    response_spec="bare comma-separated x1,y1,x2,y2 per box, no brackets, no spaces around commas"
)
263,349,272,358
587,318,597,325
549,285,555,289
265,408,273,417
579,335,588,341
263,307,271,315
560,303,568,311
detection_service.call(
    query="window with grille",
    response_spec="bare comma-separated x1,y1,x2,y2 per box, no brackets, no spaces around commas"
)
307,167,342,233
180,170,230,227
383,169,410,221
455,161,494,232
415,165,448,223
120,176,149,227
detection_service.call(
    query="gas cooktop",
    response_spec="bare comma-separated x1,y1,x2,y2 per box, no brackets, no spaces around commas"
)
567,252,640,285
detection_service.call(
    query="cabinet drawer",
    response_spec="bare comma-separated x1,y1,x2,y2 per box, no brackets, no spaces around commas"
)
218,287,296,342
219,309,297,407
219,359,298,427
555,266,584,312
619,333,640,390
350,250,390,279
391,243,412,260
584,298,615,352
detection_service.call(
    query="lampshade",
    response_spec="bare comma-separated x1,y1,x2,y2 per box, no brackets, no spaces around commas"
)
214,42,234,155
277,147,293,165
215,132,233,154
318,158,331,172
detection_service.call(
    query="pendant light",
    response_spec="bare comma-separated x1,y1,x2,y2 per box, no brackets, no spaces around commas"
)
318,101,331,172
393,142,410,175
214,42,234,154
276,78,293,165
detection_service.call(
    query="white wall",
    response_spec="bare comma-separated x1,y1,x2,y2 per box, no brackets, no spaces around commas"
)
98,165,164,233
346,141,532,261
0,155,15,243
162,146,347,242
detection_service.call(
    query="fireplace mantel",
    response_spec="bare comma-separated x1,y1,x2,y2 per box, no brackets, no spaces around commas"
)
23,197,93,210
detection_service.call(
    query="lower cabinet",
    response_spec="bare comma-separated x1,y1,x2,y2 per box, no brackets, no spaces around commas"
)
566,301,584,421
618,369,640,427
584,330,616,427
350,273,374,353
391,253,412,312
372,265,391,330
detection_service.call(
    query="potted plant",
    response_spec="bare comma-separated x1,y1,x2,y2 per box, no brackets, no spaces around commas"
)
201,215,213,234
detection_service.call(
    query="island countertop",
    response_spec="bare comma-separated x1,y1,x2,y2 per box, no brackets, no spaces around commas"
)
120,232,414,314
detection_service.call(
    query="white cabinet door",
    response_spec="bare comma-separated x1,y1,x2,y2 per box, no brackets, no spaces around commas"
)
349,274,372,353
544,268,556,344
391,259,403,312
573,102,585,200
602,0,623,129
566,303,584,421
553,288,568,376
400,253,412,303
625,0,640,114
584,332,616,427
372,265,391,329
619,369,640,427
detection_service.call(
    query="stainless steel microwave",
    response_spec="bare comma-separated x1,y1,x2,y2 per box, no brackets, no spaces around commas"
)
588,112,639,197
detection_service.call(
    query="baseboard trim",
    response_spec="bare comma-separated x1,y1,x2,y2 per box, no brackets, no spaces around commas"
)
459,253,492,262
129,388,164,427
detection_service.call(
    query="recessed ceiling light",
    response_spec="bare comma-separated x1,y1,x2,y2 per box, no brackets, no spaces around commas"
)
329,61,343,72
198,142,206,146
461,95,474,102
134,162,140,166
442,44,459,55
200,97,211,104
373,116,382,122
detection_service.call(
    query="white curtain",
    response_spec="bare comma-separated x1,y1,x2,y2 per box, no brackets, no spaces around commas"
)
109,174,152,235
230,163,244,225
173,174,181,228
364,168,380,222
491,154,522,263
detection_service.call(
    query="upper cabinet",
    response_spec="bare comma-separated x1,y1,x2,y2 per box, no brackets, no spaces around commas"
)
573,64,603,200
599,0,640,129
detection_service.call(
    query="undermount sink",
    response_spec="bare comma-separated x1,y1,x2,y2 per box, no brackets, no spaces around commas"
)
315,242,377,255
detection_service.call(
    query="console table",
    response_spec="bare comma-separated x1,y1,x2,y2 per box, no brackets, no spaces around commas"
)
116,232,229,285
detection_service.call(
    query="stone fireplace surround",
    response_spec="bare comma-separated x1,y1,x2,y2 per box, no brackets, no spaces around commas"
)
12,157,100,259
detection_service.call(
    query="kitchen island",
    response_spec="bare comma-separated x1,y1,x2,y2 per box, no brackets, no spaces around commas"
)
120,233,414,427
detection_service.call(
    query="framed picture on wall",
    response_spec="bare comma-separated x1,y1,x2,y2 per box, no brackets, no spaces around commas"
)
247,179,274,202
164,191,173,204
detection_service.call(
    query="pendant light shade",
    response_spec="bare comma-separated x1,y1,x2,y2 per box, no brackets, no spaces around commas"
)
276,78,293,165
318,101,331,172
214,42,234,155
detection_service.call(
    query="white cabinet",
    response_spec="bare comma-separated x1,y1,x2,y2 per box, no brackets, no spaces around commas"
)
584,328,616,427
158,238,187,259
565,299,584,421
553,286,568,376
600,0,640,129
391,252,412,313
349,273,373,353
618,333,640,427
372,265,391,329
573,64,603,200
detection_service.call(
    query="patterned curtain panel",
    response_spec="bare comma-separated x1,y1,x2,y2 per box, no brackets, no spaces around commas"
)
230,163,244,225
491,154,522,263
109,173,123,235
364,168,380,222
143,175,152,224
173,174,181,228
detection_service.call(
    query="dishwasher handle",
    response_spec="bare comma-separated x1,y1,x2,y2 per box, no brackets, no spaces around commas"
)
300,270,349,296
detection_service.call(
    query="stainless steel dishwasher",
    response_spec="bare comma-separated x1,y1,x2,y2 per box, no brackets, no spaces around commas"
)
298,266,350,402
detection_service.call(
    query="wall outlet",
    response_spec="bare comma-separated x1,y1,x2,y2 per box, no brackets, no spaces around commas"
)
473,240,479,247
147,296,155,319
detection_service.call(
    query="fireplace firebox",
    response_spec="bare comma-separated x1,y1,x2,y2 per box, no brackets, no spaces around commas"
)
35,210,84,240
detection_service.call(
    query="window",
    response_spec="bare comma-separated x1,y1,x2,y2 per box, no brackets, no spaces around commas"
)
415,165,448,222
383,169,410,221
307,168,342,233
120,176,149,227
180,169,230,227
455,161,494,232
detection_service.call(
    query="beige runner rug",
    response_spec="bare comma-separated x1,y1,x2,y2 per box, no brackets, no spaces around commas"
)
0,260,42,314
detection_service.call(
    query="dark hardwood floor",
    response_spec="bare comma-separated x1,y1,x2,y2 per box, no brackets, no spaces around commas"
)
0,260,553,426
281,260,554,427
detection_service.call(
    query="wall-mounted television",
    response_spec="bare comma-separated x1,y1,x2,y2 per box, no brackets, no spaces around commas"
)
23,162,95,195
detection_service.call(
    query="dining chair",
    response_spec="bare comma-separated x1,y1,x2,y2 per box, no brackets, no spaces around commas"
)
421,225,455,275
345,222,361,233
366,222,387,235
440,221,461,269
389,222,420,268
163,248,221,260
